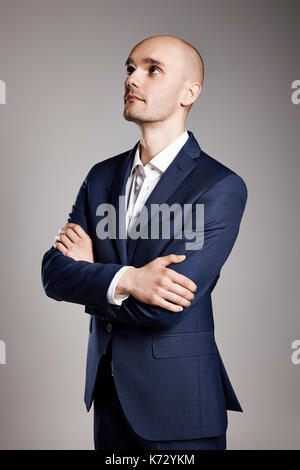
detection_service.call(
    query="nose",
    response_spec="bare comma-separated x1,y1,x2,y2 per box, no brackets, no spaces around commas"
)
125,68,142,90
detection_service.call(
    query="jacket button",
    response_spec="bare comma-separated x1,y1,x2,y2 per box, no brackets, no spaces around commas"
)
106,323,112,333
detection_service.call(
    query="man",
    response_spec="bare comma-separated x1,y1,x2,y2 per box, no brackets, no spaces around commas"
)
41,35,248,450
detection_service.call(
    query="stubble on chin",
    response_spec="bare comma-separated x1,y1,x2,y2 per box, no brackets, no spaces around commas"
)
123,106,150,124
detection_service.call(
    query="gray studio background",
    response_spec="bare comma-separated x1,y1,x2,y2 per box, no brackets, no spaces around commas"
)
0,0,299,449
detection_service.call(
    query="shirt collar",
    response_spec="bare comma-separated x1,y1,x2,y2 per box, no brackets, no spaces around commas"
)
130,129,189,177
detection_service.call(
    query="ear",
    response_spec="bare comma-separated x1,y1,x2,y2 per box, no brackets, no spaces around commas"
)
181,82,202,107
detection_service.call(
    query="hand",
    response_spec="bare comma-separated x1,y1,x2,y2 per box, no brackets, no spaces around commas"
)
115,254,197,312
53,223,94,263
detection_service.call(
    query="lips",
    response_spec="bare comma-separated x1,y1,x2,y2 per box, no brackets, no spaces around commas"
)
126,95,144,102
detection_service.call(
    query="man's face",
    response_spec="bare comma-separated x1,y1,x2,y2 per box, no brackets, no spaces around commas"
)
123,38,187,124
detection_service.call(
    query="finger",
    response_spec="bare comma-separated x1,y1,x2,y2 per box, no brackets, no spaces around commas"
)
65,223,86,239
159,254,186,267
167,269,197,293
156,298,184,312
64,227,80,243
58,233,73,249
58,224,73,237
166,281,195,301
160,288,191,307
70,224,87,239
53,241,68,255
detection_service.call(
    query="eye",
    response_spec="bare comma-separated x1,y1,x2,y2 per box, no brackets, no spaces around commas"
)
126,65,161,75
126,66,135,75
149,65,161,74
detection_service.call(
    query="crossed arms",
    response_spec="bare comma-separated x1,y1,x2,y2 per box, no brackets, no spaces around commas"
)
41,171,247,330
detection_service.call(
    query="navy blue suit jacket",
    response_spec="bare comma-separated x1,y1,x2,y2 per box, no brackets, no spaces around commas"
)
41,130,248,440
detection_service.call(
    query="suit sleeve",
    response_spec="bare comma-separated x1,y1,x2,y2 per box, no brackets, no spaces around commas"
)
95,172,248,329
41,170,126,311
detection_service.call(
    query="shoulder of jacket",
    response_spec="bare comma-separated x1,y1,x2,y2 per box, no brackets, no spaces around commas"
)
198,150,248,198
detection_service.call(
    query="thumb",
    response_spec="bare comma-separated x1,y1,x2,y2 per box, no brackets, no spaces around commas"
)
160,254,186,266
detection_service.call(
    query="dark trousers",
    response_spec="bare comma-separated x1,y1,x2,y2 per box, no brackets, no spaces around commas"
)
93,339,226,451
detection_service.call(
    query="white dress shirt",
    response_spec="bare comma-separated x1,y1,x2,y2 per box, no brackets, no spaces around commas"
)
107,129,189,305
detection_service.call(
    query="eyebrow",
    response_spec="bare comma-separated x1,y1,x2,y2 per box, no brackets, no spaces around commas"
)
125,57,166,68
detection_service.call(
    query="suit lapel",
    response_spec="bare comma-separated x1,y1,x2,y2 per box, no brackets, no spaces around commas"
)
110,141,138,265
126,131,202,264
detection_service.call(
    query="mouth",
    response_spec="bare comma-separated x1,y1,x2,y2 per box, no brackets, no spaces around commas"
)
125,95,144,102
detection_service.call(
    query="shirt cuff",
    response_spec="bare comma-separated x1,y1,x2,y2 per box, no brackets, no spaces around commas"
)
107,266,131,305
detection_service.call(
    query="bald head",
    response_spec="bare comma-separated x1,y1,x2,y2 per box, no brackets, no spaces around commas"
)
131,35,204,87
124,35,203,122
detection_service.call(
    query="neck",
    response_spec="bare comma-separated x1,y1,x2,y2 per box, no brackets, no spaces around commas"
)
138,122,186,166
